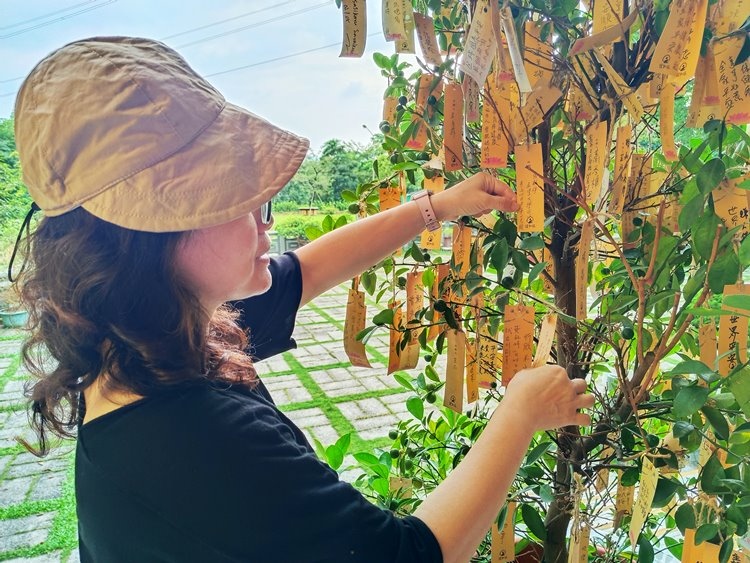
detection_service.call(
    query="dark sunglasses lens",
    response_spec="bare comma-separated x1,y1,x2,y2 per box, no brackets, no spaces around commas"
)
260,200,272,224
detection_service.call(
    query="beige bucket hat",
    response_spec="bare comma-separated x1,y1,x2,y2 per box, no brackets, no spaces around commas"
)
14,36,309,233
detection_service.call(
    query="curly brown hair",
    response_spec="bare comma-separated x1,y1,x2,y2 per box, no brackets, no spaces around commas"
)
18,208,257,455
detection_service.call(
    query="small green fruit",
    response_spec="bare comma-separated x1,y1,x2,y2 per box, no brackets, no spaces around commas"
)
379,120,391,133
621,326,635,339
388,430,399,440
390,153,400,164
404,459,414,470
427,95,437,106
433,299,447,312
501,276,515,289
632,217,643,226
348,203,360,214
389,448,401,459
398,95,408,106
425,392,437,403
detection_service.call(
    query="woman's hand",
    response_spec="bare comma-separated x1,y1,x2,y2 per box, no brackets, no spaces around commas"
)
430,172,519,222
502,365,594,432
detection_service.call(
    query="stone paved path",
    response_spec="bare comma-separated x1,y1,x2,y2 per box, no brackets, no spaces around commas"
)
0,284,432,561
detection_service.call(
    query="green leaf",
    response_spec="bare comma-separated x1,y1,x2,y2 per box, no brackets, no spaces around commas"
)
527,261,547,285
334,215,349,229
694,523,719,545
496,502,510,529
637,533,655,563
520,504,547,540
691,212,722,260
425,364,440,382
728,367,750,417
672,385,710,418
668,360,714,378
697,158,726,193
305,226,324,241
724,294,750,311
373,308,395,326
700,453,727,494
490,239,510,276
701,406,730,441
674,503,695,533
341,189,358,202
720,538,735,563
726,506,748,536
406,396,424,420
373,52,391,69
322,214,334,231
740,235,750,266
673,421,695,438
526,441,553,465
362,270,377,295
708,250,740,294
422,268,435,291
519,235,544,251
325,444,344,470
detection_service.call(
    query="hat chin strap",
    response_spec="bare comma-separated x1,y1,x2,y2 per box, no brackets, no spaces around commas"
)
7,202,40,283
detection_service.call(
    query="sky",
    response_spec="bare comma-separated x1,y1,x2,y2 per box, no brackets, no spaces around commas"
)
0,0,402,152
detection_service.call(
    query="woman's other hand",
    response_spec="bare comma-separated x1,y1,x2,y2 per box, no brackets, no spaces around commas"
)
502,365,594,432
430,172,519,222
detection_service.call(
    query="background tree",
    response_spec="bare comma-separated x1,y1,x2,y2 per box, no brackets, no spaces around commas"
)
334,1,750,562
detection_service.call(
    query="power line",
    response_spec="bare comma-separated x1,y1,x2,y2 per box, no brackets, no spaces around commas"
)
1,0,100,31
174,1,332,49
160,1,296,41
0,1,117,40
205,32,380,78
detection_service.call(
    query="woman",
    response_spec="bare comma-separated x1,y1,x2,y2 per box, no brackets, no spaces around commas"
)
13,37,593,562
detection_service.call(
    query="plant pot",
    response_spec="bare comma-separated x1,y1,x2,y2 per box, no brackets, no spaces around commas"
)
0,310,28,328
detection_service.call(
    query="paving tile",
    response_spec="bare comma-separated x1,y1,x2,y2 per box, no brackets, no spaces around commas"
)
66,549,81,563
0,475,34,507
253,355,290,375
310,367,399,398
6,450,70,479
0,410,36,450
2,550,63,562
0,356,13,371
0,340,24,355
2,379,27,395
282,407,339,447
261,375,312,405
28,471,67,502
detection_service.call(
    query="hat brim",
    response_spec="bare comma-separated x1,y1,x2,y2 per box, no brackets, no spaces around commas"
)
81,102,309,233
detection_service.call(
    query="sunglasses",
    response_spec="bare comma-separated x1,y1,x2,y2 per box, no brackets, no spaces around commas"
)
259,199,273,225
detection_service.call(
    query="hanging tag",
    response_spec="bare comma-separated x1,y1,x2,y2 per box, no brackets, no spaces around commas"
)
388,302,404,374
340,0,367,58
405,270,424,366
502,304,535,385
650,0,708,79
389,476,413,498
459,0,497,87
379,185,401,211
570,9,639,55
443,83,464,172
595,447,613,492
478,323,499,389
609,124,632,215
500,7,533,95
452,223,472,294
687,55,720,128
383,95,399,123
420,229,442,250
594,0,625,33
664,193,682,234
481,75,510,168
532,312,557,368
382,0,406,40
344,288,372,367
517,83,563,142
681,529,697,563
414,13,442,66
584,120,608,207
524,20,553,87
699,318,718,372
492,501,517,562
466,337,480,403
424,174,445,193
683,532,720,563
711,0,750,34
719,284,749,376
714,178,750,243
659,81,679,162
594,50,644,121
464,76,481,123
516,143,545,233
428,263,450,342
614,470,635,527
541,245,555,294
629,457,660,546
568,523,590,563
395,0,416,54
444,329,465,413
576,220,594,321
